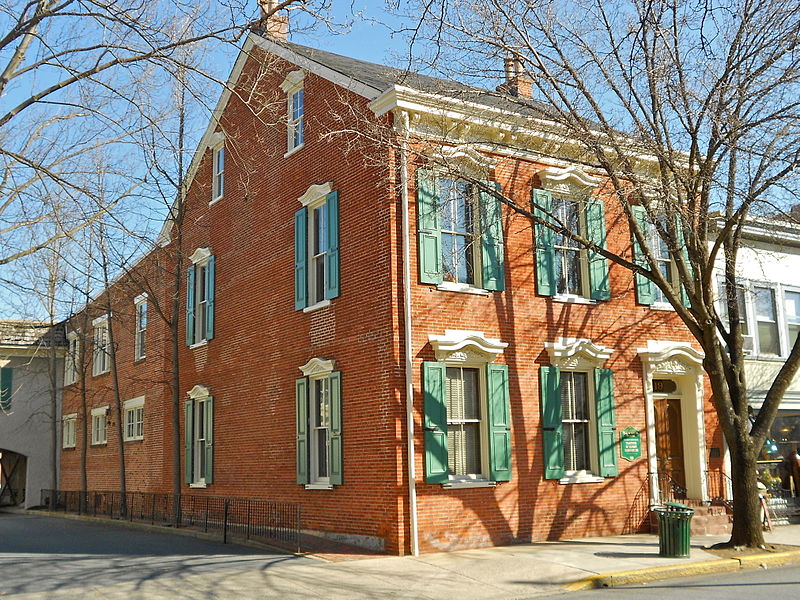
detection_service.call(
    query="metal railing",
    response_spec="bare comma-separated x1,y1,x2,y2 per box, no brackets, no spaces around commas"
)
40,490,301,552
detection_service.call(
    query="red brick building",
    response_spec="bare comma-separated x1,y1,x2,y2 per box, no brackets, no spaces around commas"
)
59,30,726,555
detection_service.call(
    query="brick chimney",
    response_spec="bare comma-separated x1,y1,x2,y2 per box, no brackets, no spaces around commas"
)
498,55,533,98
258,0,289,39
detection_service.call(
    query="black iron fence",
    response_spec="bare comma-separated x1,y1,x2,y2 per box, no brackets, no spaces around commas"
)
40,490,301,552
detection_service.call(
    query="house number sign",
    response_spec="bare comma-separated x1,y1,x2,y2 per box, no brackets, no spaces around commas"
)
619,427,642,461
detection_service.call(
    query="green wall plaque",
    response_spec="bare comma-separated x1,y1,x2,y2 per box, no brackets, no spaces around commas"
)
620,427,642,461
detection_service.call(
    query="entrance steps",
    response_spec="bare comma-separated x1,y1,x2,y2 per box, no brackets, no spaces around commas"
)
649,500,732,536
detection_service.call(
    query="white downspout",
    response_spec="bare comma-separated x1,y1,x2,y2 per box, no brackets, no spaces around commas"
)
398,109,419,556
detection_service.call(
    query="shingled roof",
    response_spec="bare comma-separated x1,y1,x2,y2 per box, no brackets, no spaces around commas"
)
0,320,66,349
265,35,554,119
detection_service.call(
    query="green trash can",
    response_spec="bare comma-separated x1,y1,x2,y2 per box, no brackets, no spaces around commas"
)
654,502,694,558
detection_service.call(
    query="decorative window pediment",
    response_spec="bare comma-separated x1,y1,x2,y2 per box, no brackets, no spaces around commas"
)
280,69,306,93
545,337,613,370
429,145,497,179
298,182,334,207
190,247,211,264
187,384,211,399
428,329,508,362
538,166,601,198
299,357,335,377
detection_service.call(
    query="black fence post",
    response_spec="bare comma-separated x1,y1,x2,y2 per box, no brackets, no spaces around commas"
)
223,500,229,544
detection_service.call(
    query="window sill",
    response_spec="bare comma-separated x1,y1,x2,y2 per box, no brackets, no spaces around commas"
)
189,340,208,350
124,437,144,443
442,479,497,489
134,355,146,363
209,195,223,206
559,473,605,485
303,299,331,313
92,371,110,378
284,143,305,159
552,294,596,305
650,302,676,312
436,282,490,296
749,354,786,362
189,482,207,489
90,441,107,447
304,483,334,490
63,445,76,450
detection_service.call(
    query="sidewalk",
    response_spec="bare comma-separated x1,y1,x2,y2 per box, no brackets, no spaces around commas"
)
2,508,799,599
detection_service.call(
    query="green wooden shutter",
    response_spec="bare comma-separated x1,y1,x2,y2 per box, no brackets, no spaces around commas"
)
417,169,443,284
204,396,214,484
325,191,340,300
586,199,611,301
676,216,692,308
594,368,618,477
0,367,12,411
294,208,308,310
186,265,196,346
328,371,343,485
423,361,448,483
205,256,215,341
480,181,505,291
631,205,654,305
487,363,512,482
295,377,309,484
184,399,193,484
540,365,564,480
532,189,556,296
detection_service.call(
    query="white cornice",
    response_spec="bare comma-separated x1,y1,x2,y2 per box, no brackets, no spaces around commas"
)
428,330,508,362
637,340,704,371
299,357,335,376
545,337,613,369
298,182,334,207
187,384,211,399
538,166,602,195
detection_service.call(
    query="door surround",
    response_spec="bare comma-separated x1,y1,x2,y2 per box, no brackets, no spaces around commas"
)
638,340,707,504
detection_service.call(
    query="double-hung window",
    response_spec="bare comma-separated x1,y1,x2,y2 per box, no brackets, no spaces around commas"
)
423,331,512,486
541,339,617,482
296,358,342,488
64,332,79,385
294,184,339,311
134,294,147,360
785,290,800,349
280,70,305,155
718,279,787,357
533,189,609,300
62,413,77,448
124,396,144,441
184,386,213,486
186,248,215,346
91,406,108,445
631,206,690,307
92,316,110,376
754,286,780,356
212,144,224,202
417,170,505,292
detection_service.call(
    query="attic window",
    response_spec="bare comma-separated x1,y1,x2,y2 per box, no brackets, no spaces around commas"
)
280,70,306,156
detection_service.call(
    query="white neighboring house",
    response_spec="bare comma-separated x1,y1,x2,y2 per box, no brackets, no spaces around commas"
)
0,321,64,508
713,218,800,492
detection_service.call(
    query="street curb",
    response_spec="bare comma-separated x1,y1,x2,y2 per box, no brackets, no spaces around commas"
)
564,550,800,590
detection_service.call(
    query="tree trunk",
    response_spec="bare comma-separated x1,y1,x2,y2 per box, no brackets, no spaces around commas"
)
729,441,766,547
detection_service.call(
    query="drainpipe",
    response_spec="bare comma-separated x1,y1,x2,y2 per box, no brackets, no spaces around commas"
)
397,109,419,556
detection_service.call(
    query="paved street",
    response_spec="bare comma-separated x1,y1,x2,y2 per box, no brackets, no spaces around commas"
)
1,511,799,599
567,564,800,598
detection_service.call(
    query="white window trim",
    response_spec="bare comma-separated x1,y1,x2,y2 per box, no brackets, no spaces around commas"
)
436,281,490,296
123,396,145,441
91,406,109,445
299,357,335,489
92,318,110,377
64,331,79,386
718,278,787,359
545,337,614,483
280,69,306,156
428,330,509,486
134,295,147,361
62,413,77,449
187,385,211,486
189,248,212,346
211,142,225,204
298,182,335,308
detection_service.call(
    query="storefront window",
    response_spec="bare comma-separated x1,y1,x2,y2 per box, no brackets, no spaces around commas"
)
756,410,800,495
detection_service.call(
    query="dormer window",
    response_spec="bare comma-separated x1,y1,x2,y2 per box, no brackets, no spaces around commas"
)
280,70,306,156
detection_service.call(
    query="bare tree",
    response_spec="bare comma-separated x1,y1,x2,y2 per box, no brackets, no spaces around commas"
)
387,0,800,547
0,0,332,267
